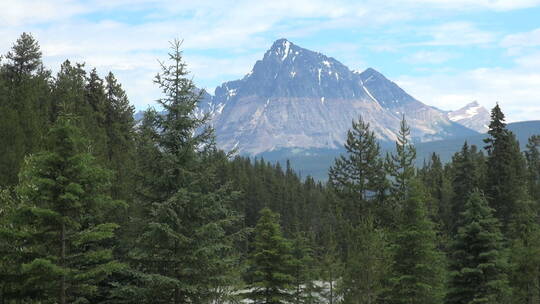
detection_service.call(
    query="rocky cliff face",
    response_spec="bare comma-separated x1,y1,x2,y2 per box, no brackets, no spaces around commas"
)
447,101,490,133
204,39,478,154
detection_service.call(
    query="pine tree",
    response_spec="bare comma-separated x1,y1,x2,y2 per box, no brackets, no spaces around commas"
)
0,33,51,186
484,104,528,228
246,208,295,304
84,68,109,160
449,142,485,232
419,153,453,225
104,72,135,200
11,114,124,304
387,117,417,206
291,232,319,304
386,180,445,304
129,40,243,304
329,117,386,223
446,190,511,304
4,32,43,80
0,188,26,302
341,216,390,304
525,135,540,205
318,226,342,304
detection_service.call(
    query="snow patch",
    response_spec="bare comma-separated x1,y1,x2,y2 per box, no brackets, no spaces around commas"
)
216,103,225,115
322,60,331,67
362,84,379,104
449,105,482,121
282,40,291,61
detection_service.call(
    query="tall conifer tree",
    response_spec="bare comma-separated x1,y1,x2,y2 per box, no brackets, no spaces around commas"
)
329,117,385,223
387,117,416,206
386,180,445,304
129,40,243,304
484,104,528,228
447,190,511,304
12,114,124,304
246,208,295,304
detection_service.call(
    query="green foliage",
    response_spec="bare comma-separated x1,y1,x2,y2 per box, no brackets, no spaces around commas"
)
127,40,244,304
4,33,540,304
449,143,486,232
484,104,529,228
329,117,386,223
340,217,390,304
525,135,540,204
386,180,445,304
0,32,51,186
387,117,417,208
447,190,511,304
246,208,295,304
291,232,320,304
11,115,124,303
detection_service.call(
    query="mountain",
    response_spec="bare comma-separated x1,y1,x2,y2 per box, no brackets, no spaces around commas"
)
205,39,478,154
447,101,490,133
260,121,540,180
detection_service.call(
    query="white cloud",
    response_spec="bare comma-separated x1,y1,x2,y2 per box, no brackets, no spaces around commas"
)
396,67,540,122
397,0,540,11
417,22,497,46
1,0,539,116
501,28,540,55
404,50,460,64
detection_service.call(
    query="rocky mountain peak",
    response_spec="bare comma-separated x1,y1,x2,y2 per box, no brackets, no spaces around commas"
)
447,101,490,133
200,38,479,154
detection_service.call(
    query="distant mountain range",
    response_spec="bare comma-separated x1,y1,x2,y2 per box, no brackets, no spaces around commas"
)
259,121,540,180
199,38,487,154
135,38,536,177
132,38,540,179
447,101,491,133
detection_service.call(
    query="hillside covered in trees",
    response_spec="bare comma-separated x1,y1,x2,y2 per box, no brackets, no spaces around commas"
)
1,33,540,304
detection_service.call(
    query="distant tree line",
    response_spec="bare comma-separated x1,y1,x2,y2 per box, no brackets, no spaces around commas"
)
1,33,540,304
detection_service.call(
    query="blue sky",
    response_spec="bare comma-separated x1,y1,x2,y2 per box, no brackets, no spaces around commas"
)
1,0,540,121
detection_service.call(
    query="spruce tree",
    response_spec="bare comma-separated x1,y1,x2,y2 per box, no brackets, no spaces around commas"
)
420,153,453,226
446,190,511,304
483,104,528,228
291,232,319,304
386,180,445,304
318,227,342,304
12,114,124,304
129,40,243,304
525,135,540,205
104,72,135,200
341,216,390,304
84,68,109,160
246,208,295,304
387,117,417,206
0,188,25,302
0,33,51,186
449,142,485,232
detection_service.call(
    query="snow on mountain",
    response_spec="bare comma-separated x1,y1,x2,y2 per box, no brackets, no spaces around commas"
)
199,38,478,154
447,101,490,133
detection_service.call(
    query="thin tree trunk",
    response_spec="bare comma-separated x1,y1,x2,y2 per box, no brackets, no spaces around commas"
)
60,222,66,304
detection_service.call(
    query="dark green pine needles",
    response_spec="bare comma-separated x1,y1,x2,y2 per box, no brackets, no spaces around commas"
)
447,190,511,304
246,208,295,304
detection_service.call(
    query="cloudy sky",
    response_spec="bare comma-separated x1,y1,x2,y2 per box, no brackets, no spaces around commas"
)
1,0,539,121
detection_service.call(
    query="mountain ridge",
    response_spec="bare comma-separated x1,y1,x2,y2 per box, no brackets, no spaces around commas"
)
136,38,485,155
204,38,478,154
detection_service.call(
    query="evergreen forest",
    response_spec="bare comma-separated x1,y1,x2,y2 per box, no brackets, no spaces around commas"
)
1,33,540,304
